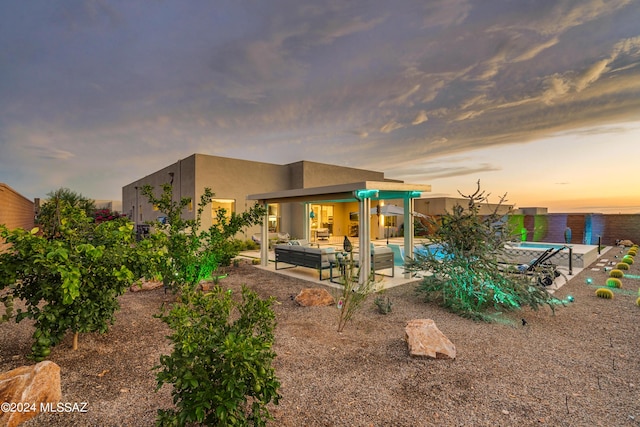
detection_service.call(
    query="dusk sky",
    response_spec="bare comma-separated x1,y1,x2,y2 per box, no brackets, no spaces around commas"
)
2,1,640,213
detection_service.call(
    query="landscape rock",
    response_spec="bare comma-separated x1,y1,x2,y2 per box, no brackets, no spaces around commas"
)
294,288,335,307
129,280,163,292
0,361,62,427
405,319,456,359
618,239,635,247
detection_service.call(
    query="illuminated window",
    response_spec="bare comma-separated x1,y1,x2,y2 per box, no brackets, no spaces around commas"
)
212,199,235,223
384,216,397,227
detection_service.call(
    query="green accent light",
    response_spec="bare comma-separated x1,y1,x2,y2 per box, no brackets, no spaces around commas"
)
585,278,593,284
624,274,640,279
355,189,379,198
409,191,423,198
567,295,574,302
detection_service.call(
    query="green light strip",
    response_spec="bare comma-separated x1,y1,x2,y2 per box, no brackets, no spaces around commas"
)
623,274,640,279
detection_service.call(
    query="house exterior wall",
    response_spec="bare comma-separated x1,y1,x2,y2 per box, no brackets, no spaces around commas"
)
122,154,392,240
415,197,513,216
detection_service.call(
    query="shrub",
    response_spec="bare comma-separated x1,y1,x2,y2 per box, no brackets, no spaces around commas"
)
373,295,393,315
606,278,622,288
0,213,155,359
616,262,630,270
627,250,637,257
609,269,624,278
408,181,559,321
622,256,634,265
595,288,614,299
156,286,280,426
335,251,380,332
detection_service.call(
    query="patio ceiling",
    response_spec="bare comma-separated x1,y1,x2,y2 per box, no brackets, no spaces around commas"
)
247,181,432,204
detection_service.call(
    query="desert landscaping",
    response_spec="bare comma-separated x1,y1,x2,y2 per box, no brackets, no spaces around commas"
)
1,244,639,427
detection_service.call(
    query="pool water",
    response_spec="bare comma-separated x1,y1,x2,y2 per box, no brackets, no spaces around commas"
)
515,242,568,250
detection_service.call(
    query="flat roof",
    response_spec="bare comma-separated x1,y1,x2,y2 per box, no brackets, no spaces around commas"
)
247,181,431,204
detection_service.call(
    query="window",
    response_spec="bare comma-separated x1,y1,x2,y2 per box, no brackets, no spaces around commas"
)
268,204,280,232
212,199,235,223
384,216,397,227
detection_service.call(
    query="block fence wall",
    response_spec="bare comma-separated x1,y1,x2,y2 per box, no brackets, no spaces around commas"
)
509,213,640,246
0,184,35,251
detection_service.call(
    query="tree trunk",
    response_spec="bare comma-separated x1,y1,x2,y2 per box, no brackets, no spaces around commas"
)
73,332,79,350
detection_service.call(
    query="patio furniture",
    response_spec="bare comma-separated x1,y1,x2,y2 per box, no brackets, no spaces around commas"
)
315,228,330,240
330,245,395,283
252,232,290,246
274,245,336,280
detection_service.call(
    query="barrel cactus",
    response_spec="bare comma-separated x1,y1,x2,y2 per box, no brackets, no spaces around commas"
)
595,288,614,299
616,262,630,270
606,278,622,289
609,269,624,278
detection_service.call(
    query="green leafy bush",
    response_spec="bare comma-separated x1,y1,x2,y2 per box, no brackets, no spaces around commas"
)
407,181,559,321
155,287,280,426
141,184,265,291
0,208,156,358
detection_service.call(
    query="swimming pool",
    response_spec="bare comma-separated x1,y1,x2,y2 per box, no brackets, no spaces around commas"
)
513,242,568,250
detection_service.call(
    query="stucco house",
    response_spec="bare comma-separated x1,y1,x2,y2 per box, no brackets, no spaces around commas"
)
122,154,431,243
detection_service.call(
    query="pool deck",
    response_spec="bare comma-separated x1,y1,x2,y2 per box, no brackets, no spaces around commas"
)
238,239,613,293
503,242,602,268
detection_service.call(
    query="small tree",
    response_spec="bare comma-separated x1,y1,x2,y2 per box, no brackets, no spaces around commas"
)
0,203,156,359
140,184,266,291
407,181,559,321
155,286,280,426
37,187,96,238
141,184,278,425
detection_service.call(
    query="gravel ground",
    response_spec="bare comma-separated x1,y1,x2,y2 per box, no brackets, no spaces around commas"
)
1,246,639,427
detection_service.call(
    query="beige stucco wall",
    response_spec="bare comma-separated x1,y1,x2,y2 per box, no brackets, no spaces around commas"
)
415,197,513,216
122,154,411,240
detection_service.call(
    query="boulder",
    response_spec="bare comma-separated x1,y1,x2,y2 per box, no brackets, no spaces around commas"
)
129,280,163,292
294,288,335,307
0,361,62,427
618,239,635,247
405,319,456,359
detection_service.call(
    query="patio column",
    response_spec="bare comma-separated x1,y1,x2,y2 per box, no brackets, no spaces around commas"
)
403,196,414,278
358,196,371,286
260,203,269,266
303,203,311,241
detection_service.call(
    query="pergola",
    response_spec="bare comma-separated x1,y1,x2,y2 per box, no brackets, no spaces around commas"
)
248,181,431,285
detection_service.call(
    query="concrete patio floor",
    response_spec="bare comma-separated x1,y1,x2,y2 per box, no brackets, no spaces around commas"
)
238,239,614,293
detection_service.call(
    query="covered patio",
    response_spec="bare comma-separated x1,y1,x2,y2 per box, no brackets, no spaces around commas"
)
248,181,431,286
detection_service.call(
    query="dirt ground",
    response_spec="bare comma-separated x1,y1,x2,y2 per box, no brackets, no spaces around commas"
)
1,246,639,427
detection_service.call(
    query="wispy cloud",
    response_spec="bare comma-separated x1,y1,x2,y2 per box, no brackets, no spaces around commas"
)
1,0,639,203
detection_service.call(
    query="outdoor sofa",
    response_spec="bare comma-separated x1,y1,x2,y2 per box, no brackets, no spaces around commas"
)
274,243,395,281
274,244,336,280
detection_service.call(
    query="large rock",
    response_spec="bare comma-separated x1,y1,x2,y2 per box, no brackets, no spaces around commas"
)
294,288,335,307
0,361,62,427
405,319,456,359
